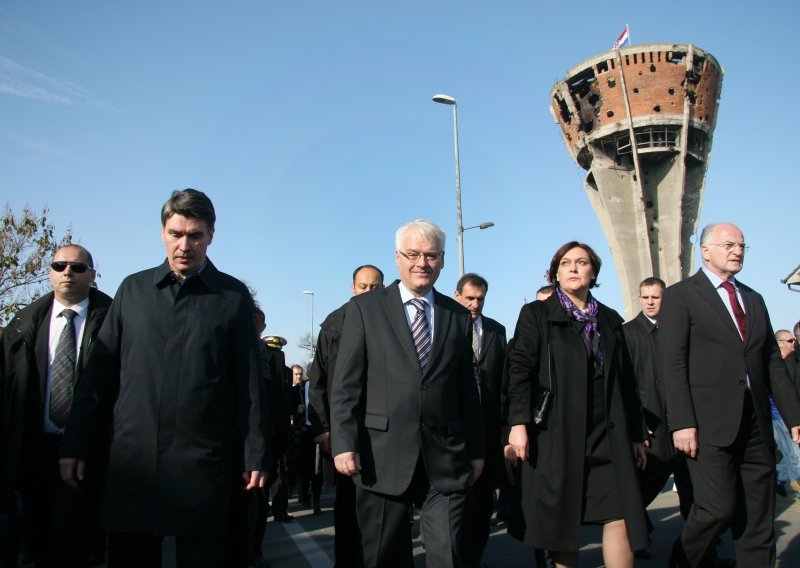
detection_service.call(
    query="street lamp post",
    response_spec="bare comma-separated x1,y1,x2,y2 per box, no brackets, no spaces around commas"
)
432,93,465,276
302,290,315,358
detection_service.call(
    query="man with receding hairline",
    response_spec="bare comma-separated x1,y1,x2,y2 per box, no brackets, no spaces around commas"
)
1,244,111,567
659,222,800,567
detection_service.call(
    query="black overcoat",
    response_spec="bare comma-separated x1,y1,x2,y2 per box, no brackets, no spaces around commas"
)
623,312,673,465
61,259,271,536
504,294,648,551
0,289,111,504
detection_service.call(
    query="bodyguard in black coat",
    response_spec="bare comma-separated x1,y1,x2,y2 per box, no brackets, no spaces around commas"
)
60,190,271,567
659,223,800,567
623,278,693,538
1,245,111,567
453,273,507,568
308,264,383,568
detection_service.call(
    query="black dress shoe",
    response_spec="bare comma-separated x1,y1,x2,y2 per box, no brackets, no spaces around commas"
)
273,511,294,523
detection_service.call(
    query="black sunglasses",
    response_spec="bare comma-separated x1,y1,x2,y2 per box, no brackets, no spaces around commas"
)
51,261,93,273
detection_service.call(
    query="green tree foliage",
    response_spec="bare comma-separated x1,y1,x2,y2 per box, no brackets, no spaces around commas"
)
1,204,72,322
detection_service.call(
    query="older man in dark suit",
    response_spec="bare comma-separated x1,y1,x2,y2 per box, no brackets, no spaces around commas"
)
331,219,485,568
59,189,271,568
453,272,506,568
1,244,112,567
659,222,800,567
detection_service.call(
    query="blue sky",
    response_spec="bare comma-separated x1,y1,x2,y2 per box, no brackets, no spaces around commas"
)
2,1,799,367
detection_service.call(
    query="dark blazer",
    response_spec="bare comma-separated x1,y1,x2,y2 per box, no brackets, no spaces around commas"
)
330,282,485,496
623,312,672,463
659,269,800,446
475,316,507,484
308,302,348,437
61,259,271,536
504,294,648,551
0,288,112,504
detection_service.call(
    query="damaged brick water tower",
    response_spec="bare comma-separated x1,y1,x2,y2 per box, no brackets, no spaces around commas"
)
550,44,723,319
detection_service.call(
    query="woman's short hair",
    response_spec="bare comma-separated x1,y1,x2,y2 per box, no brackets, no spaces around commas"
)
547,241,602,289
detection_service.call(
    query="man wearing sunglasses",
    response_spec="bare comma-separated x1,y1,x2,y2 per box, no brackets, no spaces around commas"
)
59,189,271,567
1,244,112,567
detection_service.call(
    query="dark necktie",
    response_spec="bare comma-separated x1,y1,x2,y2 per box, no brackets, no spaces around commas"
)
410,299,431,369
50,308,77,428
721,281,746,340
472,321,482,402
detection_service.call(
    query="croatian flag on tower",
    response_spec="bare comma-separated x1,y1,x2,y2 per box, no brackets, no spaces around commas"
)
613,25,630,49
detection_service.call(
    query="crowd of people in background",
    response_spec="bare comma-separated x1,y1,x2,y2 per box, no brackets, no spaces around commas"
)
1,188,799,568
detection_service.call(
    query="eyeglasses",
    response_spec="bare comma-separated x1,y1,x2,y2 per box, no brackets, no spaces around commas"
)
397,250,442,263
51,261,93,273
778,337,796,344
706,242,749,252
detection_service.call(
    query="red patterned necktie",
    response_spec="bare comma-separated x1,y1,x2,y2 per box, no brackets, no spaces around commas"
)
721,281,746,340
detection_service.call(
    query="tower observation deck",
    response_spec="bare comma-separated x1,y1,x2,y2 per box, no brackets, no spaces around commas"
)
550,44,723,319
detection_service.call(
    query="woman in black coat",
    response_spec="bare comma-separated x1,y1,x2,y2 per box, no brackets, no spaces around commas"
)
505,241,648,567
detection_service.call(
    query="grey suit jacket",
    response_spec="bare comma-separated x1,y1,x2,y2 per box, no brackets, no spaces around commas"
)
330,282,485,496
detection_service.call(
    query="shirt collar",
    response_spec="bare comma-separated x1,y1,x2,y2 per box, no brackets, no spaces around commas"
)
52,295,90,318
702,266,738,290
154,258,219,291
398,281,435,308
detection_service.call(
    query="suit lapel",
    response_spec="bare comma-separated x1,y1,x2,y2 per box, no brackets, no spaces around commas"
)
382,284,423,371
427,290,452,377
739,286,756,345
34,303,53,402
692,270,742,343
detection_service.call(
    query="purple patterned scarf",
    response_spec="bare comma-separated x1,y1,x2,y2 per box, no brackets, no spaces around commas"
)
556,286,603,367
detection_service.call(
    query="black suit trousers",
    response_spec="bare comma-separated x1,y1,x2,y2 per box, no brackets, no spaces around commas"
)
18,436,97,568
333,471,363,567
356,457,466,568
675,393,776,567
461,461,493,566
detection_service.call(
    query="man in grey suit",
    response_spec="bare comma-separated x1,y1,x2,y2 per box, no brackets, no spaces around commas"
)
659,222,800,567
331,219,485,567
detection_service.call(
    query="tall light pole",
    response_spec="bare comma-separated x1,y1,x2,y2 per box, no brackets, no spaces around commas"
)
302,290,315,358
432,93,465,276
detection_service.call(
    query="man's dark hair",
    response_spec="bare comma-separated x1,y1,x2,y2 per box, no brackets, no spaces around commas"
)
547,241,602,289
456,273,489,294
352,265,384,284
639,276,666,291
161,188,216,232
536,284,555,297
794,321,800,337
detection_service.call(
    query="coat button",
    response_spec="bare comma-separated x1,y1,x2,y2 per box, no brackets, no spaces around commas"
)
608,422,615,430
421,385,428,390
738,379,745,385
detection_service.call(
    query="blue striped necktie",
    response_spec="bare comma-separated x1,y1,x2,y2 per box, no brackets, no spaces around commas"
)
410,299,431,369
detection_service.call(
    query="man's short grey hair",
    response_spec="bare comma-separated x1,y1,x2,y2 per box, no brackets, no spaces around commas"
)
395,220,446,252
776,329,793,339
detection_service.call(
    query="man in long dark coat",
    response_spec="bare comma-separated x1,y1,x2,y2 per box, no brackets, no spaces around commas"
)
59,189,271,567
623,277,694,552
